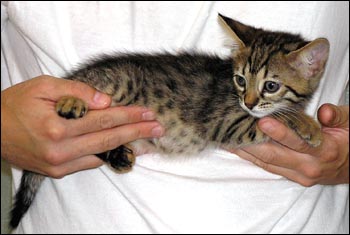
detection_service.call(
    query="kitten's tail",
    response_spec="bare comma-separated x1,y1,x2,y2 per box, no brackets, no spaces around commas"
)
10,170,46,229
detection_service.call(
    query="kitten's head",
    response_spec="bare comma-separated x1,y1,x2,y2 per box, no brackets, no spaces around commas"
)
219,14,329,118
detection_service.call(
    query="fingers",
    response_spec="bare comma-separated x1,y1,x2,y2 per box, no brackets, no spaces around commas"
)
72,121,164,155
59,106,157,137
234,142,303,171
234,140,323,178
44,121,164,166
37,120,163,177
234,148,318,186
317,103,349,128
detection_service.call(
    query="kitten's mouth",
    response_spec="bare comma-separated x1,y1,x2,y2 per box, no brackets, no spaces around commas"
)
240,102,273,118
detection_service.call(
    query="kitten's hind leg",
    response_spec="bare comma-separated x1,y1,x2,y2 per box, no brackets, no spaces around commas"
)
96,144,135,173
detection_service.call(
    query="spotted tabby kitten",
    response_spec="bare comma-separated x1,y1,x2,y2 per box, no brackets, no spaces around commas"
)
11,14,329,228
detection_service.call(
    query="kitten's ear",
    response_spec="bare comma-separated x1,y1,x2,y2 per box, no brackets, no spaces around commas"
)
286,38,330,80
218,14,258,49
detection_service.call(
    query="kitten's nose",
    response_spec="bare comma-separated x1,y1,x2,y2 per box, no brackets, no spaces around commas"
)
244,99,258,110
244,95,258,110
245,102,255,110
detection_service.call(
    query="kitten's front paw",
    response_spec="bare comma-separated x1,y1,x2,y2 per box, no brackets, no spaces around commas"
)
296,123,323,147
55,96,88,119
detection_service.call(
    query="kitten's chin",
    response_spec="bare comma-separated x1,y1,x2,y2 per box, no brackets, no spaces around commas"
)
246,110,269,118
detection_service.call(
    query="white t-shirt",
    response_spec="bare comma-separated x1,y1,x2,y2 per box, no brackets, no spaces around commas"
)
1,2,349,233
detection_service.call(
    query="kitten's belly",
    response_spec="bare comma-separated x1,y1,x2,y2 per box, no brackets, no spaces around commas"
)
129,137,208,157
129,126,208,156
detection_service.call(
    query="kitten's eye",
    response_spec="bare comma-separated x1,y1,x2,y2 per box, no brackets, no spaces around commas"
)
234,75,246,87
264,81,280,93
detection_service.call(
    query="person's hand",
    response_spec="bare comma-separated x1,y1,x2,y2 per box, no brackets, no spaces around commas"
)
1,75,164,178
232,104,349,186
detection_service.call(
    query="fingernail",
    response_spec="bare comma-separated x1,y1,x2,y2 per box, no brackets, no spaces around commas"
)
151,125,164,137
93,92,110,106
142,111,156,121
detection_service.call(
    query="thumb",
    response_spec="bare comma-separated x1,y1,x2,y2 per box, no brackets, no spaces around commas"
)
317,103,349,128
49,76,111,110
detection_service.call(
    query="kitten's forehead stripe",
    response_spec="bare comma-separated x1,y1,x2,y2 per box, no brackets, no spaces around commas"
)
263,66,269,78
249,44,279,75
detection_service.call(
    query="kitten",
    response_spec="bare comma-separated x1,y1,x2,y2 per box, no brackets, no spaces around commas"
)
10,14,329,228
